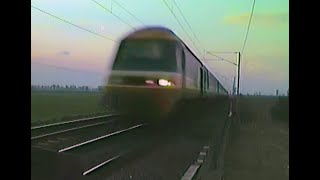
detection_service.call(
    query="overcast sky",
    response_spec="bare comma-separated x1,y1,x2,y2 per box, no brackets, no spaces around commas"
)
31,0,288,95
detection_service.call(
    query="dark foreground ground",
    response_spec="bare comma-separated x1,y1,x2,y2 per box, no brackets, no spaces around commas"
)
31,96,288,180
220,96,289,180
31,97,230,180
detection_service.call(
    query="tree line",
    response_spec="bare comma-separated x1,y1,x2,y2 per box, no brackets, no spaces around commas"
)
31,84,104,91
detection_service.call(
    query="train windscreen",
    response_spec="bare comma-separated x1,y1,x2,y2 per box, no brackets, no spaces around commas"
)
112,40,177,72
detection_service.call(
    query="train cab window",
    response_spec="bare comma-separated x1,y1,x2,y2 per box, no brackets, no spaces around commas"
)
112,40,177,72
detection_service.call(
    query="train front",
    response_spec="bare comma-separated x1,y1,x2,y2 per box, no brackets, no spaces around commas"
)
104,28,183,121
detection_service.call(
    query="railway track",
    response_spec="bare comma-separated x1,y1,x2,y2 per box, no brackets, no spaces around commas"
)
31,113,153,180
32,108,228,180
31,113,189,179
31,113,121,139
31,113,148,151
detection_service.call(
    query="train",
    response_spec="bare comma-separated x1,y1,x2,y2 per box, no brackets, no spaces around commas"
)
102,26,230,122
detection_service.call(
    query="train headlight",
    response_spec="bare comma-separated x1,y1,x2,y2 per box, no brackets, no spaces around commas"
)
145,80,155,85
158,79,174,87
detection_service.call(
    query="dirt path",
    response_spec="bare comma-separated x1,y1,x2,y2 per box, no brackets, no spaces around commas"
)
223,97,289,180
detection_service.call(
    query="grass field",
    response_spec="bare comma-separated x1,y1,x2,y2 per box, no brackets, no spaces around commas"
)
223,96,289,180
31,91,108,126
272,96,289,123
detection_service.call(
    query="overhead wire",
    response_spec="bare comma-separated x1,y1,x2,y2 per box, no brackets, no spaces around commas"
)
162,0,203,57
171,0,203,49
113,0,144,26
206,52,238,66
241,0,256,55
31,5,117,42
90,0,136,30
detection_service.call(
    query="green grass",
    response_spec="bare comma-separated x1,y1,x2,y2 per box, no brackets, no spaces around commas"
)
271,96,289,123
31,91,108,126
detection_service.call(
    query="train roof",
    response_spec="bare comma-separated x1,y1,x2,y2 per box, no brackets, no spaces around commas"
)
122,26,179,41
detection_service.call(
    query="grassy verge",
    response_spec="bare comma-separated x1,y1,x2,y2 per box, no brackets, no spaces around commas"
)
31,91,110,127
223,96,289,180
271,96,289,123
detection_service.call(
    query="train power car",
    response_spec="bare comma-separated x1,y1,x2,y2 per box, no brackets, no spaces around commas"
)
103,26,229,121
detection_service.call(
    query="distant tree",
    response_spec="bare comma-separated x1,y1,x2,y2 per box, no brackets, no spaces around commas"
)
276,89,279,96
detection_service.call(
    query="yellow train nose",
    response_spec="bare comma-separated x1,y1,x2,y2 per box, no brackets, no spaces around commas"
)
104,85,182,120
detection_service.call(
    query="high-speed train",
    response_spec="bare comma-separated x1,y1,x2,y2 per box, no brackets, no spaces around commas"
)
103,26,229,121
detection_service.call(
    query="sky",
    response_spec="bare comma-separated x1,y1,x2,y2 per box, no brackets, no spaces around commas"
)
31,0,289,95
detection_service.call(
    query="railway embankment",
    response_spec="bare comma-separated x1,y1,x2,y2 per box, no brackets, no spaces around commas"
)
204,96,289,180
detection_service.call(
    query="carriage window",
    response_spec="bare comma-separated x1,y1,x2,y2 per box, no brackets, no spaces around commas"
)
175,45,182,72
